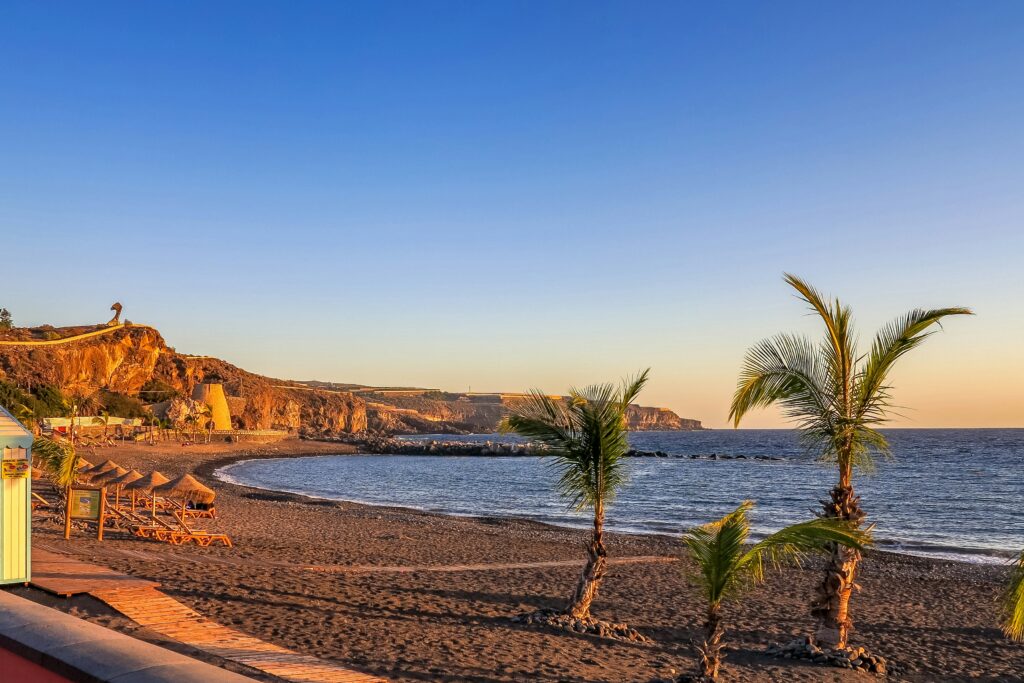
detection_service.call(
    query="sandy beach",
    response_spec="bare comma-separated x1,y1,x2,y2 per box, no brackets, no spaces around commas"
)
20,439,1023,683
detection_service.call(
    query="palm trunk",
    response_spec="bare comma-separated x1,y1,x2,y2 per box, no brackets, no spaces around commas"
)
566,506,607,619
696,603,724,681
811,478,865,649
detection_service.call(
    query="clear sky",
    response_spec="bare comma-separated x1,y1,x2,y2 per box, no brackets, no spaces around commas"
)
2,2,1021,428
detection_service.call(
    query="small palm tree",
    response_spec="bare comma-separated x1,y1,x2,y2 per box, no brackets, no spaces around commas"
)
682,502,871,681
1003,550,1024,641
729,274,969,648
12,402,37,434
92,410,111,438
33,436,80,489
501,369,649,619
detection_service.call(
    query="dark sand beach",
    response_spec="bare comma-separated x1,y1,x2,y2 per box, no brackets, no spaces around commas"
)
21,439,1024,683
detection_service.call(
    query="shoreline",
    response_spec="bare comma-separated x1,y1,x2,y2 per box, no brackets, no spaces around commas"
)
24,438,1024,682
212,448,1018,567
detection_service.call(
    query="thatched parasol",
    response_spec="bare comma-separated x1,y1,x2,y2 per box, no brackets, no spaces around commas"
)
107,469,144,509
82,459,121,477
109,469,144,487
153,474,216,505
76,458,94,472
92,466,129,488
124,471,170,492
124,470,170,517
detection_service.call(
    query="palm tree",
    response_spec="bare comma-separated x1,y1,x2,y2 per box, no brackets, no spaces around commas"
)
1003,550,1024,641
681,501,871,681
501,369,649,620
92,410,111,439
66,390,100,446
33,435,80,494
729,274,970,648
11,402,37,434
200,405,214,443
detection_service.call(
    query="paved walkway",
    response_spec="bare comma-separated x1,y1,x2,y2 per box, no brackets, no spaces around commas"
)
30,546,386,683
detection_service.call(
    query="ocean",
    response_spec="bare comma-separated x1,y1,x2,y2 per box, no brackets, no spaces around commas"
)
216,429,1023,564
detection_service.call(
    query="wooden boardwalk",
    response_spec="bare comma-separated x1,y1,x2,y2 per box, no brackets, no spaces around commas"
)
30,547,386,683
94,587,385,683
30,548,159,596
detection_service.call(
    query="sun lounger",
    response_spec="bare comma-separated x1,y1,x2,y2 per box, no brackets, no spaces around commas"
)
169,511,232,547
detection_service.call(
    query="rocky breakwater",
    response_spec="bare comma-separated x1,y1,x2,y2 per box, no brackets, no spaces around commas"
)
348,435,545,456
626,449,784,461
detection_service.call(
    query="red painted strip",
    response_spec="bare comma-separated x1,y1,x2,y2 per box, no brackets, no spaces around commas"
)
0,648,74,682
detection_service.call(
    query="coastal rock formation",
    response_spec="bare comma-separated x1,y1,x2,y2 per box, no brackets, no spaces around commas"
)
0,325,164,395
625,405,702,431
361,390,703,433
0,323,700,436
0,325,366,436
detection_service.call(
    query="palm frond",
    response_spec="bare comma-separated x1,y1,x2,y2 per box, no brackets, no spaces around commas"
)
1003,550,1024,641
682,501,753,606
729,333,832,431
783,273,854,392
855,307,973,424
683,502,872,607
33,436,79,488
739,516,871,583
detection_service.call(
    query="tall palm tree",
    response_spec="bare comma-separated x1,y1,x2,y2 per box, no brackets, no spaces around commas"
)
682,502,871,681
66,390,99,445
501,369,649,619
1003,550,1024,641
729,274,970,648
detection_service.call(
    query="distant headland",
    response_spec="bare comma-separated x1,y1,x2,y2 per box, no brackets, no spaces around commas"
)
0,309,702,438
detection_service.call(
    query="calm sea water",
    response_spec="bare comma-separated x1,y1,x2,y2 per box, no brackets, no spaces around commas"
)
216,429,1023,564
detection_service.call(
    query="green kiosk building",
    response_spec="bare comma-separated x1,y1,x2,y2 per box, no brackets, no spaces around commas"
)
0,405,31,585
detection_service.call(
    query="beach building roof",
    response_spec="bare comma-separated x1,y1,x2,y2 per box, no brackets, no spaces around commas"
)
153,474,216,504
0,404,32,440
124,471,170,492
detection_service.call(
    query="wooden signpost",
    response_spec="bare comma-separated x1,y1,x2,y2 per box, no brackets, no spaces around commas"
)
64,486,107,541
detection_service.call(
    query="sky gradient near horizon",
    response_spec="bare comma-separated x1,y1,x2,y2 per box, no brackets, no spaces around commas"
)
2,1,1022,428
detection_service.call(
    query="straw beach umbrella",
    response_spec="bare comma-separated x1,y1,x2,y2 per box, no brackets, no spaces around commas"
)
76,458,94,472
124,470,170,517
81,459,121,480
92,466,128,488
153,474,216,520
107,469,144,509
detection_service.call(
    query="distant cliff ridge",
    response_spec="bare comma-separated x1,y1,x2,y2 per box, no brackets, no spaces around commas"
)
355,389,703,434
0,323,702,436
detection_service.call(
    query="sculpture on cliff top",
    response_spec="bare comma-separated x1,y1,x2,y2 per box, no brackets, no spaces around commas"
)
107,302,123,327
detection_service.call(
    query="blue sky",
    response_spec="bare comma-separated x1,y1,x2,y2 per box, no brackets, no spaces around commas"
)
1,1,1021,427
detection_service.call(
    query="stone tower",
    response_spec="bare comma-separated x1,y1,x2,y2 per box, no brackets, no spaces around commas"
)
191,383,232,431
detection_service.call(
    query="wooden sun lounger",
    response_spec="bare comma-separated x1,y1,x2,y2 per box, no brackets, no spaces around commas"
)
170,511,233,547
31,492,53,511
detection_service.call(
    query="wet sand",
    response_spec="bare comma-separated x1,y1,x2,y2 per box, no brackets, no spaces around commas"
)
24,439,1024,682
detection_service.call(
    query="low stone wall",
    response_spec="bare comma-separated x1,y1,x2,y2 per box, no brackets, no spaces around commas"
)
0,590,254,682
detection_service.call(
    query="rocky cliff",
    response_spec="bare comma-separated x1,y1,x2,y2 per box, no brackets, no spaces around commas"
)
0,324,701,436
361,391,703,433
0,325,366,435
